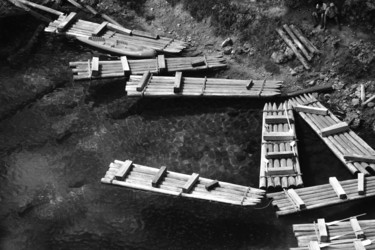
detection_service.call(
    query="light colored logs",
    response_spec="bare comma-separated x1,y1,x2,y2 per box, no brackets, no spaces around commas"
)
358,173,365,195
265,115,294,124
174,72,183,93
91,57,99,76
136,71,151,92
205,180,220,191
320,122,349,137
294,105,328,115
290,24,319,54
107,23,132,35
350,217,365,239
317,218,328,242
114,160,133,181
283,24,312,61
182,173,200,193
287,189,306,209
157,54,166,72
329,177,347,199
263,131,295,141
132,29,159,39
120,56,130,74
17,0,63,15
344,154,375,164
57,12,77,32
266,151,295,159
151,166,167,187
92,21,108,36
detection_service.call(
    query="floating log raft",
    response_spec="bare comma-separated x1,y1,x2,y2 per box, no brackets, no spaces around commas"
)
291,218,375,250
277,24,319,70
125,73,282,98
260,101,303,190
101,160,266,206
290,94,375,176
69,55,226,80
44,12,187,56
267,175,375,216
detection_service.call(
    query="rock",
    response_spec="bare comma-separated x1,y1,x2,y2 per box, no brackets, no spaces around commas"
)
284,47,294,60
223,47,232,55
294,65,304,74
271,51,287,64
352,98,360,106
323,93,331,100
308,79,316,86
290,68,298,76
349,118,361,129
221,38,233,47
367,102,375,108
177,23,181,27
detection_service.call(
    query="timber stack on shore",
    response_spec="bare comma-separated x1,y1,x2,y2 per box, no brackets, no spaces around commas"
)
125,72,282,98
290,94,375,176
69,55,226,80
101,159,266,206
259,101,303,190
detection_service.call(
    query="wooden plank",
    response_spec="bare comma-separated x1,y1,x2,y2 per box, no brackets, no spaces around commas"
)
151,166,167,187
92,21,108,36
344,154,375,164
265,115,294,124
114,160,133,181
266,166,295,176
329,177,347,199
157,55,166,72
265,151,295,159
91,57,99,77
174,72,183,93
182,173,199,193
308,241,320,250
351,217,365,239
191,58,205,67
136,71,151,92
354,240,366,250
205,180,220,191
294,105,328,115
107,23,132,35
57,12,77,32
132,29,159,39
120,56,130,74
358,173,365,195
320,122,349,137
287,189,306,209
317,218,328,242
246,80,254,90
263,131,295,141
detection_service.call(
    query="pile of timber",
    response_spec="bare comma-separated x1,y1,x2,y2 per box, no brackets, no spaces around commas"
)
290,94,375,176
69,55,226,80
291,216,375,250
44,12,187,55
260,101,303,190
276,24,319,70
125,72,282,98
101,159,266,206
267,175,375,216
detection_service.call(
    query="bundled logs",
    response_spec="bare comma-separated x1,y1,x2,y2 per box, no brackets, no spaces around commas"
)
125,72,282,98
69,55,226,80
290,94,375,176
260,101,303,190
101,160,266,206
267,175,375,216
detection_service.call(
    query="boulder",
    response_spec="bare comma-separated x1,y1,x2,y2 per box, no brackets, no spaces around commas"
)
271,51,287,64
221,38,233,47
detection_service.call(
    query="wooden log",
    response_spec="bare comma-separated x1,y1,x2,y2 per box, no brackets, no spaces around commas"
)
358,173,365,195
288,189,306,209
276,28,310,70
191,58,205,67
182,173,199,193
132,29,159,39
92,21,108,36
294,105,328,115
320,122,349,137
283,24,312,61
284,83,333,97
120,56,130,75
329,177,347,199
17,0,63,15
353,240,366,250
360,84,366,103
265,151,295,159
174,72,183,93
114,160,133,181
308,241,320,250
101,13,121,26
344,154,375,164
157,55,166,72
151,166,167,187
67,0,84,9
362,95,375,107
107,23,132,35
263,131,295,141
290,24,319,54
265,115,294,124
84,5,98,16
91,57,99,77
350,218,365,239
266,166,295,176
317,218,329,242
205,180,220,191
58,12,77,32
136,71,151,92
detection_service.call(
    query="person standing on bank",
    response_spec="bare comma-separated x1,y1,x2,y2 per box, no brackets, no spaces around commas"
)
323,2,341,30
312,1,327,28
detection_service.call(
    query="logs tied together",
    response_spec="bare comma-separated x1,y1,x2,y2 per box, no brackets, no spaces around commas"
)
69,55,226,80
259,101,303,190
267,176,375,216
290,94,375,176
125,73,282,98
101,160,266,206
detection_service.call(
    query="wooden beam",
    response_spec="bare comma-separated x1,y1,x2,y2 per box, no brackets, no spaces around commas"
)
205,180,220,191
320,122,349,137
358,173,365,195
344,154,375,164
263,131,295,141
265,151,295,159
246,80,254,90
354,240,366,250
294,105,328,115
182,173,199,193
120,56,130,75
132,29,159,39
329,177,347,199
114,160,133,181
91,57,99,77
266,166,295,176
92,21,108,36
317,218,329,242
287,189,306,209
174,72,183,93
151,166,167,187
265,115,294,124
191,58,205,67
136,71,151,92
308,241,320,250
101,14,121,26
57,12,77,32
17,0,63,16
157,55,166,72
107,23,132,35
84,5,98,16
350,217,365,239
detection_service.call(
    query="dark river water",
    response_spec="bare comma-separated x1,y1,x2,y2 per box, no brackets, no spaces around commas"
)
1,15,375,250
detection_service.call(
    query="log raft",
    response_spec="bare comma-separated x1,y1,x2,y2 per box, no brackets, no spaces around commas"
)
267,175,375,216
69,55,227,80
125,73,282,98
260,101,303,190
290,94,375,175
101,160,266,206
